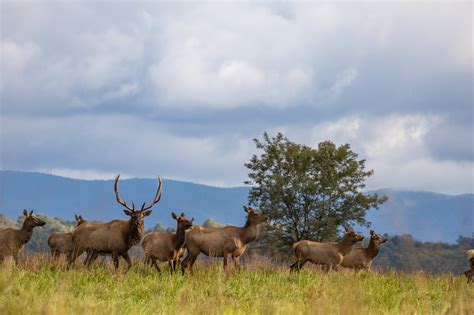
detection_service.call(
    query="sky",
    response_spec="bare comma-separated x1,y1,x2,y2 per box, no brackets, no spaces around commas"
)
1,1,473,194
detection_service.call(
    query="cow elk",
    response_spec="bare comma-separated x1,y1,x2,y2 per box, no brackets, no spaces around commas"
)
181,206,269,274
142,212,194,273
340,229,388,270
48,215,87,260
290,225,364,272
0,210,46,264
81,174,162,272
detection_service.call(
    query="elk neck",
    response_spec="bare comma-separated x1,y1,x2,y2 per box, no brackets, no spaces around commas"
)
19,220,35,244
127,219,144,247
336,235,356,256
366,239,380,259
240,220,262,244
173,224,187,251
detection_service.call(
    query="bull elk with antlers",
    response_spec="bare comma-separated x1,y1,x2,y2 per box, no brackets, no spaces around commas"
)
0,210,46,264
81,174,162,272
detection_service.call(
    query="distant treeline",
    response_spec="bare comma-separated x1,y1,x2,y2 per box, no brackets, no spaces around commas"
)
1,213,472,275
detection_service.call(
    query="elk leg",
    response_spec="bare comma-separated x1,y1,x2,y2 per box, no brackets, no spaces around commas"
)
181,253,198,275
168,261,174,274
223,254,230,274
152,259,161,272
13,254,19,265
233,256,241,270
122,253,132,273
112,255,119,270
290,259,306,272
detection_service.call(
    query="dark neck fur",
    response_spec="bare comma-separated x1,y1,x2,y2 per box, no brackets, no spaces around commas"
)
127,220,144,247
337,235,356,256
241,219,261,244
366,239,380,259
174,225,187,250
19,221,35,244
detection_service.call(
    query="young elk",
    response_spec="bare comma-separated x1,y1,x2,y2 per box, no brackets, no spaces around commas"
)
464,249,474,283
290,225,364,272
0,210,46,264
340,229,388,270
181,206,269,274
48,215,87,260
142,212,194,273
81,174,162,272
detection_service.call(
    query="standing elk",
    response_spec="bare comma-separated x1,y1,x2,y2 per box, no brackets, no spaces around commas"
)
340,229,388,270
80,174,162,272
0,210,46,264
181,206,269,274
48,215,87,260
465,249,474,283
290,225,364,272
142,212,194,273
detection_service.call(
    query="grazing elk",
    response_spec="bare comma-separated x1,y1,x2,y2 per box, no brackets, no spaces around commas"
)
81,174,162,272
340,229,388,270
0,210,46,264
465,249,474,283
290,225,364,272
48,215,87,260
142,212,194,273
181,206,269,274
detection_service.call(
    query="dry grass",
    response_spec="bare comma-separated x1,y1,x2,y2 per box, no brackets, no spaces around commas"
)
0,255,473,314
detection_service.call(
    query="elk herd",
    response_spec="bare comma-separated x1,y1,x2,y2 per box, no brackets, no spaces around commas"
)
0,174,472,283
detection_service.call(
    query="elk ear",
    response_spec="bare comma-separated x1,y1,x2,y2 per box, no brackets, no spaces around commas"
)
30,210,34,215
79,215,83,221
190,218,195,223
370,229,375,236
23,209,28,216
243,206,251,213
75,214,79,221
123,209,133,216
171,212,178,220
344,225,351,232
180,212,185,217
143,210,152,217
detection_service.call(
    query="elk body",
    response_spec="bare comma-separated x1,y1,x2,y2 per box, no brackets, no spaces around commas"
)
0,210,46,264
48,215,87,259
142,212,194,273
465,249,474,283
290,226,364,272
340,229,388,270
181,206,269,274
80,174,162,272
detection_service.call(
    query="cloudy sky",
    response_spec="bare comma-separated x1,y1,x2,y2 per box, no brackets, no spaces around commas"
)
1,1,472,194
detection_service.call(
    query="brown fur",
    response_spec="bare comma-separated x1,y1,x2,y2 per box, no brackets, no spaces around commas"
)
77,174,162,272
340,229,388,270
142,212,194,273
48,215,87,259
0,210,45,264
181,206,269,274
465,249,474,283
290,226,364,272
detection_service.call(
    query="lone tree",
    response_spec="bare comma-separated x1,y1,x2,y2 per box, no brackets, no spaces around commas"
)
245,132,387,251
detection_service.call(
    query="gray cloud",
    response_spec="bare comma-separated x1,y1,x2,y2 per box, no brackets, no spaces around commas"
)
1,2,472,193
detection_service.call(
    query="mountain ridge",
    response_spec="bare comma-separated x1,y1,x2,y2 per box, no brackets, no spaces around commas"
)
1,170,472,242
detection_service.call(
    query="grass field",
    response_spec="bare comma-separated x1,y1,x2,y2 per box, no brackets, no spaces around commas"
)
0,257,473,314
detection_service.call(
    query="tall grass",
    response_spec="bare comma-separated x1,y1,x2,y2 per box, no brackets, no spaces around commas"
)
0,255,472,314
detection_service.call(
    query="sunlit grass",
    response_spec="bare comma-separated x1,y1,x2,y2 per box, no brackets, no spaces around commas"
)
0,256,472,314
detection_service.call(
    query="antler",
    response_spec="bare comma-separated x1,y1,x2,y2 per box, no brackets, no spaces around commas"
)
114,174,135,211
142,176,162,211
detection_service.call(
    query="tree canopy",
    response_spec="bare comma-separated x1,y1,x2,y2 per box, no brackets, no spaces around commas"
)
245,132,387,250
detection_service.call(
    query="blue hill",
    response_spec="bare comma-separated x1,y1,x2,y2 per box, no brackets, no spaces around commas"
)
0,170,472,242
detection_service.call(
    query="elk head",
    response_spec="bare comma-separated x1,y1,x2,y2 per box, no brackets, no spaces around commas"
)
22,209,46,228
114,174,162,226
343,225,364,244
244,206,269,226
74,214,87,227
369,229,388,245
172,212,194,231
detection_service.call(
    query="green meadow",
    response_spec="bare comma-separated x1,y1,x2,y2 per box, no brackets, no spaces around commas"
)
0,257,472,314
